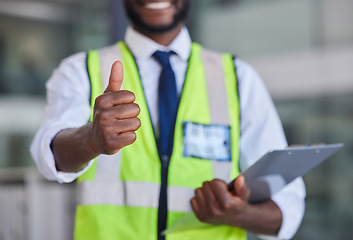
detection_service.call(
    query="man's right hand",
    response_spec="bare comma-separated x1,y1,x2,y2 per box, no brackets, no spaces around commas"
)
52,61,141,172
88,61,141,155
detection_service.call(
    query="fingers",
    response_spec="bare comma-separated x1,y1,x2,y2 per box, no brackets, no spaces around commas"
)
93,114,140,155
209,179,233,210
114,119,141,137
106,118,141,134
191,178,251,226
104,131,137,155
93,102,141,155
96,90,136,109
116,132,137,149
194,182,220,221
112,103,140,119
95,103,140,120
190,189,206,220
104,61,124,93
191,179,229,223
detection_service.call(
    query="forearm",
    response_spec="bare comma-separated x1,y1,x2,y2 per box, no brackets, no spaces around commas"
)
51,123,98,172
237,200,282,235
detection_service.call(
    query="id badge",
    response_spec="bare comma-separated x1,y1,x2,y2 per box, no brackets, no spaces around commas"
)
182,122,231,161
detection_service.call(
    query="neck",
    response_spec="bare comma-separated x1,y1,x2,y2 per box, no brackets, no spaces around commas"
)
133,24,183,46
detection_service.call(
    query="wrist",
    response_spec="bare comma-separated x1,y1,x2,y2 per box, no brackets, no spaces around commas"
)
233,202,253,229
235,201,282,235
85,122,100,155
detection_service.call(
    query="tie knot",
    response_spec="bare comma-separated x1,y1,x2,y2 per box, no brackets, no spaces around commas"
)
153,50,173,67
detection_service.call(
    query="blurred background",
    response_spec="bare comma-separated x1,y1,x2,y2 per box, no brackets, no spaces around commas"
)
0,0,352,239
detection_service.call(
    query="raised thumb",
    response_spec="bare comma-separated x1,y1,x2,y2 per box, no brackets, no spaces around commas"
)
104,61,124,93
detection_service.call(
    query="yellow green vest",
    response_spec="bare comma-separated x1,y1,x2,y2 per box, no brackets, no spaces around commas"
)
74,41,246,240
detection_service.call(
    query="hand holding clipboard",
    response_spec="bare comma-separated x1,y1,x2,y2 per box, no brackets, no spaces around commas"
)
163,143,343,235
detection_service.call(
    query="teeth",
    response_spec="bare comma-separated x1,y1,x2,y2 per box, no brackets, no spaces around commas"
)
145,2,172,9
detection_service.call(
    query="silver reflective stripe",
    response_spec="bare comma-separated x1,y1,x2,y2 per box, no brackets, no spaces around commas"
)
168,186,194,212
77,181,194,212
125,181,160,208
212,161,232,181
200,49,230,126
77,180,125,205
99,45,122,90
201,49,232,180
77,181,159,208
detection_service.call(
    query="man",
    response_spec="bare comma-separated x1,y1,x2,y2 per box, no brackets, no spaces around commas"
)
31,0,306,240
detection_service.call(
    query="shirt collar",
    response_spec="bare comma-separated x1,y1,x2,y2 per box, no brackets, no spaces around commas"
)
124,25,191,61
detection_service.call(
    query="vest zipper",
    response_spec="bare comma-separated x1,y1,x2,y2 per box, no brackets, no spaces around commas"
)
157,46,193,240
158,154,170,240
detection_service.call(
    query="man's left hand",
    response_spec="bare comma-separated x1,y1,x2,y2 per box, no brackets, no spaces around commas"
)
190,175,251,228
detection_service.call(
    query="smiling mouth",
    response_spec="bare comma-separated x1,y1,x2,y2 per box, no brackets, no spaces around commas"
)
145,2,172,10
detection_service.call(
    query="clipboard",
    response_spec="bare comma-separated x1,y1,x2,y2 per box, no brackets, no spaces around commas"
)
227,143,344,203
163,143,343,235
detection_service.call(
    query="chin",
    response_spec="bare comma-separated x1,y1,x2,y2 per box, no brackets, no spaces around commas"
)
125,0,189,34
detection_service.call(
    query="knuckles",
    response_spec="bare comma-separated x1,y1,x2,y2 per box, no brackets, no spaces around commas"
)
94,94,110,108
211,178,226,186
100,134,118,155
95,90,136,109
209,207,222,218
94,109,111,123
194,187,203,197
219,200,232,211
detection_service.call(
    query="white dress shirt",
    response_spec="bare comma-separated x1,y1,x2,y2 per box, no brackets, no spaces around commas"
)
30,26,306,240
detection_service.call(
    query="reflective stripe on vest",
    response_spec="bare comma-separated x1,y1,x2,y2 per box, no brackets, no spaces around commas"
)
77,181,195,212
75,42,245,240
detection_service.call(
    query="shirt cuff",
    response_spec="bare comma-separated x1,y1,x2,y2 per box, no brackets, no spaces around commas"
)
258,177,306,240
56,160,94,183
33,122,94,183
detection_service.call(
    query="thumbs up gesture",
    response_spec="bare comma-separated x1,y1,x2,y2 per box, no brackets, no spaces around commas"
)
89,61,141,155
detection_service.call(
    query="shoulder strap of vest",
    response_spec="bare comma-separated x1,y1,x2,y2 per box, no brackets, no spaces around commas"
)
196,44,241,181
197,44,237,126
86,49,102,121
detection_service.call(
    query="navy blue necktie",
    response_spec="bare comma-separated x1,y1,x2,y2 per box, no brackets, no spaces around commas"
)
153,50,178,156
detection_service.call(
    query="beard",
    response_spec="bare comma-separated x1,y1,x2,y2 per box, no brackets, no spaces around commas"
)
123,0,190,34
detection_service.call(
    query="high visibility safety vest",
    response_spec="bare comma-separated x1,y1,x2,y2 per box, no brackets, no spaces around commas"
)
74,41,246,240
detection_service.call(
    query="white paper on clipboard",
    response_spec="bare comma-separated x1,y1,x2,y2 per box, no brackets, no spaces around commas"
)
163,143,343,235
